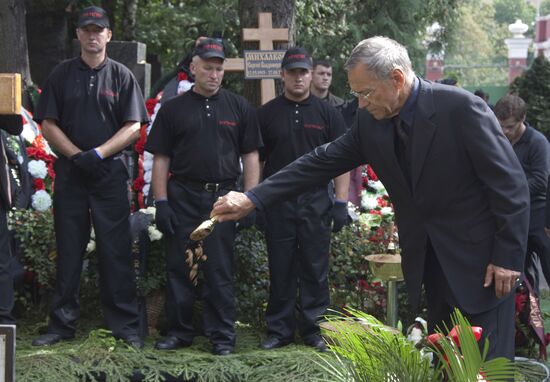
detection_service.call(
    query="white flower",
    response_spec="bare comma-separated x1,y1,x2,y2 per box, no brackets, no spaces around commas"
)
177,80,192,94
28,160,48,179
143,159,153,172
369,180,386,193
142,184,150,198
143,171,152,183
142,206,156,216
148,225,163,241
361,195,378,210
380,206,393,216
86,240,96,253
407,327,423,345
143,152,154,162
31,190,52,211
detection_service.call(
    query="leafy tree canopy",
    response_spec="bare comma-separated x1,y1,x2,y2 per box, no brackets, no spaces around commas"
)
510,55,550,139
294,0,459,97
443,0,538,87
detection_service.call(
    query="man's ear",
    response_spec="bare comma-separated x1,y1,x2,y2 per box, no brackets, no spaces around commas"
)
391,68,406,90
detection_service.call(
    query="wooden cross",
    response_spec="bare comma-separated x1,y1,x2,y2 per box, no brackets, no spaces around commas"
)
225,13,289,104
0,74,21,114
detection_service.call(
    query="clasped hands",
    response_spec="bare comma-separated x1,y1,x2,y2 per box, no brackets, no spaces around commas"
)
71,149,109,179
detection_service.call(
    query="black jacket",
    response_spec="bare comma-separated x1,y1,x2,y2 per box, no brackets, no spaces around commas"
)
249,79,529,313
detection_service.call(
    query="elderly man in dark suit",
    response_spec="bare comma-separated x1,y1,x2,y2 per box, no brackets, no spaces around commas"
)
0,114,23,324
211,36,529,360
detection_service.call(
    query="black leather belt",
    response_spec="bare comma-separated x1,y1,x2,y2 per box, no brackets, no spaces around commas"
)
175,177,236,192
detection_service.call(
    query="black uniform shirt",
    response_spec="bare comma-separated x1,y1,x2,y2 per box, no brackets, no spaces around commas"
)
34,57,149,152
259,94,346,178
513,123,550,210
145,87,262,183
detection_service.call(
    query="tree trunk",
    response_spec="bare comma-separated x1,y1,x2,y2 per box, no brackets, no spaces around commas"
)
26,6,68,89
101,0,117,33
238,0,296,106
121,0,138,41
0,0,32,90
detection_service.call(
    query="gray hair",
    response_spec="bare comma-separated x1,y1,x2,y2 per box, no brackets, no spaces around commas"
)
344,36,414,80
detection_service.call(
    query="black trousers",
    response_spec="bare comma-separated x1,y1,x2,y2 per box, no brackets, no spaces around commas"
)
164,180,236,349
48,158,139,338
423,240,515,360
264,187,332,342
524,207,550,296
0,206,14,324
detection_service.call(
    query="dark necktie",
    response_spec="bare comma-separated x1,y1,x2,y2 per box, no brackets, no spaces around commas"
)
394,116,408,149
393,116,412,187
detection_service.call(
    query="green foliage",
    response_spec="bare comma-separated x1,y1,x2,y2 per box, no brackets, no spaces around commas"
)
318,309,518,382
541,0,550,17
8,208,56,288
493,0,536,28
317,308,435,381
443,0,538,87
16,325,330,381
134,0,240,73
136,238,166,297
510,55,550,139
431,309,516,382
329,220,385,317
296,0,459,97
234,227,269,327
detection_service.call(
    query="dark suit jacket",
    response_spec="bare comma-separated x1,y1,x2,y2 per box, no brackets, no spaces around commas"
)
249,79,530,314
0,115,24,210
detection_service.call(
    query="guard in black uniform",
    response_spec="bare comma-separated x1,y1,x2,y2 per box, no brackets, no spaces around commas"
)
145,38,262,356
32,6,149,348
257,47,349,352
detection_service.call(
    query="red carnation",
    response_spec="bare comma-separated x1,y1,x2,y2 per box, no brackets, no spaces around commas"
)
177,72,188,81
47,162,56,180
145,98,159,116
366,165,378,181
133,176,145,192
134,125,147,154
358,279,370,290
377,197,388,207
33,178,45,191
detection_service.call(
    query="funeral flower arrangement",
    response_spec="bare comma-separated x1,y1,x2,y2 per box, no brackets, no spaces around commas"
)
358,164,396,246
7,110,58,298
328,165,401,321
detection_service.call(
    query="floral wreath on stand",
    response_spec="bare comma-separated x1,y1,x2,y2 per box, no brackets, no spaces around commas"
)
7,107,57,212
134,70,194,210
7,107,58,297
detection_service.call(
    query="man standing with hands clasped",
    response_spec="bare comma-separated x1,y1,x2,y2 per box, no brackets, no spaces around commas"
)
212,36,529,360
145,38,262,356
256,47,349,352
32,6,149,348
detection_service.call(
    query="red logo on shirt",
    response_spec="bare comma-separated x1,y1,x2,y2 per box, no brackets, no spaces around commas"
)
100,89,118,97
219,120,237,127
304,123,324,130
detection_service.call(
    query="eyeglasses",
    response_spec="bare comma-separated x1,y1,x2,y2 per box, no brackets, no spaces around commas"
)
349,87,376,100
